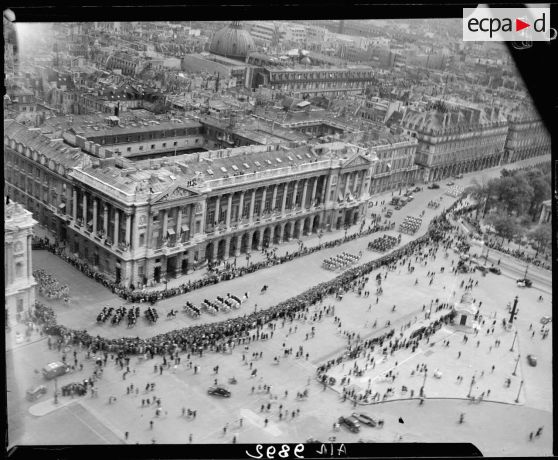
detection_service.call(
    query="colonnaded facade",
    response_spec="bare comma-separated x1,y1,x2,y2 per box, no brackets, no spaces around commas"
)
5,119,376,288
5,199,37,328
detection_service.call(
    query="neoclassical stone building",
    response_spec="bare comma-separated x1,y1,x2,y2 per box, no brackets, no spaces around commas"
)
5,199,37,328
5,119,376,288
402,105,508,182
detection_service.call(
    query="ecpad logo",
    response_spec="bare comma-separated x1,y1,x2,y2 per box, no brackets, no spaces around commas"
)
463,8,551,41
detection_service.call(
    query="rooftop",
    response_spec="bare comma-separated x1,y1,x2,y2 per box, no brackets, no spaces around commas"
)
4,120,90,170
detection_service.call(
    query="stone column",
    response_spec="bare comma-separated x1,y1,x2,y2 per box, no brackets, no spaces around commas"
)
343,173,351,200
271,184,278,211
82,192,88,223
103,204,108,236
301,179,308,209
214,196,220,225
92,198,98,234
238,191,245,222
249,189,256,223
226,193,233,228
189,204,195,238
114,208,120,245
125,213,132,246
259,187,267,218
279,222,286,242
162,210,168,238
322,175,330,204
176,207,182,238
311,177,318,206
212,241,219,261
224,237,231,259
257,227,264,250
234,234,241,257
27,234,32,278
72,188,78,221
281,183,289,215
292,181,299,208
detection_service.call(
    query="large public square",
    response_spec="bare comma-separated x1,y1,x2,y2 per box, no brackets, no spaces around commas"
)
6,158,552,456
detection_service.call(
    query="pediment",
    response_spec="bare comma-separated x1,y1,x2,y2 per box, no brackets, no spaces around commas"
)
342,153,371,169
152,183,199,203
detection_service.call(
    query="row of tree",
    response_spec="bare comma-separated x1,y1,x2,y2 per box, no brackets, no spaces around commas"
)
467,164,551,256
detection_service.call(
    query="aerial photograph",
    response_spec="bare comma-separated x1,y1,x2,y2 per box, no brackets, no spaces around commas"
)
4,15,552,457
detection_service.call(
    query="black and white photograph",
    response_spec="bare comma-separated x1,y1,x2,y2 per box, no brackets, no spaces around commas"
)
4,4,554,457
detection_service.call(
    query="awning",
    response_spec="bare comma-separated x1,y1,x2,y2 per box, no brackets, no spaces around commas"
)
58,203,66,209
167,229,176,236
181,225,189,232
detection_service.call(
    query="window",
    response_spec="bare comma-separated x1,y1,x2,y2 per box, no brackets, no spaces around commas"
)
151,145,155,149
162,143,166,148
15,262,23,278
173,141,178,146
17,298,24,312
139,233,145,246
139,146,144,151
127,147,132,152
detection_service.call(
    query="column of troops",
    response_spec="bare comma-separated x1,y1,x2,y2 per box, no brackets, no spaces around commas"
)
427,200,440,209
322,252,360,271
399,216,423,235
446,185,464,198
367,234,401,252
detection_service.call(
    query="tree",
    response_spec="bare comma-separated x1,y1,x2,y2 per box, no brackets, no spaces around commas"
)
487,212,520,244
528,223,551,257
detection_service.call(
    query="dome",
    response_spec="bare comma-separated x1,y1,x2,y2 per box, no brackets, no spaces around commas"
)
209,21,255,60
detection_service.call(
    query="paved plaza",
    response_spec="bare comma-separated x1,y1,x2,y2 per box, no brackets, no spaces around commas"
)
6,160,552,455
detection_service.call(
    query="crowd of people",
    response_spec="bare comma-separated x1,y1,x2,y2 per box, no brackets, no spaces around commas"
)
427,200,440,209
399,216,423,235
30,198,466,364
483,238,550,270
322,252,361,271
367,234,400,252
32,221,396,304
32,268,70,302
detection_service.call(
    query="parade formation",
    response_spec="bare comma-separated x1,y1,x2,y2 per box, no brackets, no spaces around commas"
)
4,17,552,457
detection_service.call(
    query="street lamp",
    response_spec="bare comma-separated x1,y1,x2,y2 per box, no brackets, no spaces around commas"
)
509,330,518,352
523,263,529,280
515,380,524,403
512,354,521,376
467,375,476,398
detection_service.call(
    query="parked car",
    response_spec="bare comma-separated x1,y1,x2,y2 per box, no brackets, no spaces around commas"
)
42,361,69,380
527,355,537,367
475,265,488,274
26,385,47,402
338,416,361,433
446,181,455,186
352,412,377,427
454,174,464,179
406,194,414,201
413,186,422,193
488,267,501,275
428,183,440,189
207,386,231,397
516,278,533,288
540,316,552,325
386,210,393,218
